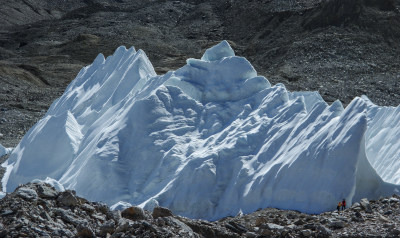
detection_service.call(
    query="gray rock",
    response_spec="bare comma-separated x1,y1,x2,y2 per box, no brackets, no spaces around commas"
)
360,198,372,213
316,225,332,238
99,220,116,236
255,217,267,227
294,219,305,225
39,211,53,221
378,214,391,223
328,220,346,229
152,206,173,219
107,210,122,224
384,210,393,215
264,223,285,230
51,229,75,237
81,203,96,214
76,224,95,238
259,229,273,236
228,221,247,234
381,199,389,204
141,220,158,233
245,231,257,238
304,223,317,230
286,213,298,219
165,217,196,236
390,228,400,236
91,213,106,223
1,209,15,216
121,206,146,221
115,218,134,233
53,208,85,226
225,223,240,234
352,211,365,222
36,183,58,199
57,190,79,207
389,197,399,203
95,202,109,214
16,187,38,201
383,223,395,229
302,229,312,237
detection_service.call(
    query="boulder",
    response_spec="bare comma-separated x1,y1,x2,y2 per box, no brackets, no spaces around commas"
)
383,223,395,229
36,183,58,199
16,187,38,201
360,198,372,213
245,231,257,238
95,203,109,214
81,204,96,214
107,210,122,223
261,223,285,231
152,206,173,219
163,217,194,236
302,229,312,237
99,220,116,236
352,211,365,222
57,191,79,207
384,210,393,215
53,208,85,226
389,197,399,203
228,221,247,234
378,214,391,223
304,223,318,230
76,224,95,238
316,225,332,238
294,219,305,225
255,217,267,227
115,218,134,233
121,206,146,221
328,220,345,229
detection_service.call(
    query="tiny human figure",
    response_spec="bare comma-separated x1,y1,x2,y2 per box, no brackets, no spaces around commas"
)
337,201,342,213
342,199,346,211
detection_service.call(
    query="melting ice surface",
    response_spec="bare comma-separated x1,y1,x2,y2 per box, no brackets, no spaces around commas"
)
2,41,400,220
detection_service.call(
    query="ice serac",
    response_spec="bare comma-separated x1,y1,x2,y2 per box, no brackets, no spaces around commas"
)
200,40,235,61
3,41,400,220
363,96,400,184
0,143,9,157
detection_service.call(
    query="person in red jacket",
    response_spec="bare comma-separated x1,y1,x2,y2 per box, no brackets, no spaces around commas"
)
342,199,346,211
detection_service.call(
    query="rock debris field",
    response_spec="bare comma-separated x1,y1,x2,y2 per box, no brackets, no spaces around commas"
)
1,183,400,237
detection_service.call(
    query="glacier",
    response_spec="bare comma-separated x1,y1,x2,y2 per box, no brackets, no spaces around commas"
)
2,41,400,220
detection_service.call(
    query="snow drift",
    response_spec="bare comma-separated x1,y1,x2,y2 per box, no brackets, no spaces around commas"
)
2,41,400,220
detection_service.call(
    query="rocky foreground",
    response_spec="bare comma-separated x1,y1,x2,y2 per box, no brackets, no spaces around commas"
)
0,183,399,237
